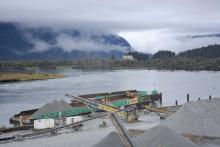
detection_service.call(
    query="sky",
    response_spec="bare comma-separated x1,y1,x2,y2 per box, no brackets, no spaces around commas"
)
0,0,220,53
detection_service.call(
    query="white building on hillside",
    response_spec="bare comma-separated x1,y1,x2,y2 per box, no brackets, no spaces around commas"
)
122,54,135,60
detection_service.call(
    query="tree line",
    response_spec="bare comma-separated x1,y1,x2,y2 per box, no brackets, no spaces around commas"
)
0,44,219,71
129,44,220,61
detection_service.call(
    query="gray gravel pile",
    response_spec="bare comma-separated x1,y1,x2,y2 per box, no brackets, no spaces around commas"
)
134,125,198,147
163,98,220,137
92,131,123,147
32,100,73,118
92,125,199,147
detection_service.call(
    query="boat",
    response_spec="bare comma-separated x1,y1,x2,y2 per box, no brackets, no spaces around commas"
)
9,89,162,127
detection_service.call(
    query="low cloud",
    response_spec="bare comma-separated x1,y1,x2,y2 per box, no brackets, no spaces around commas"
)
1,0,220,52
120,30,220,53
56,34,128,52
26,32,129,52
30,39,52,52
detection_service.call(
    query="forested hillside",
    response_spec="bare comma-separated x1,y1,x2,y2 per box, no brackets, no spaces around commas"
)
178,45,220,58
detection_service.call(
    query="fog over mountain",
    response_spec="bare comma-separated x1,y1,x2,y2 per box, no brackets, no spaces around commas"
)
0,0,220,53
0,22,131,60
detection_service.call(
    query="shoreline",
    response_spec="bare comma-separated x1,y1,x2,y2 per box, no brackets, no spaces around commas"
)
0,72,65,83
1,66,220,72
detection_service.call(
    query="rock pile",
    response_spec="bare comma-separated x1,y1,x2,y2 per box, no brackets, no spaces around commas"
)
93,125,199,147
163,98,220,137
32,100,73,118
134,125,199,147
92,131,123,147
93,98,220,147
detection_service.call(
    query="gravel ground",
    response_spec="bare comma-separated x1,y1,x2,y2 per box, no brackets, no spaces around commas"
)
2,98,220,147
0,118,115,147
0,113,160,147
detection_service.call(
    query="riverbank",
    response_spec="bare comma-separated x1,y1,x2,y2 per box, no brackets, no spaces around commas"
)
1,58,220,71
0,73,64,83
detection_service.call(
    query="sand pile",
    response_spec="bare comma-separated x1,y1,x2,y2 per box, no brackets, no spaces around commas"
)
92,131,123,147
162,98,220,137
134,125,198,147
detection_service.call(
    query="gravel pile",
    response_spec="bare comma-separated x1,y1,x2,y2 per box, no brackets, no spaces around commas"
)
33,100,73,117
134,125,199,147
92,125,199,147
163,98,220,137
92,131,123,147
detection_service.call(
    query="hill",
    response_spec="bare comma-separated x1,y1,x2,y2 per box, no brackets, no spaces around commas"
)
153,50,175,59
178,44,220,58
0,22,131,60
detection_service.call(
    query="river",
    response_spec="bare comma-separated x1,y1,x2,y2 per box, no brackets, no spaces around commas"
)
0,69,220,126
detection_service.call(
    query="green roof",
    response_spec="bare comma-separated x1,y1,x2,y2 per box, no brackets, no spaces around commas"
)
138,91,148,96
33,107,91,119
110,99,129,107
95,93,127,100
62,107,91,117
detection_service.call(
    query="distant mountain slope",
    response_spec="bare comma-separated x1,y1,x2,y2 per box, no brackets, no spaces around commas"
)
192,34,220,38
0,22,131,60
153,50,175,59
178,44,220,58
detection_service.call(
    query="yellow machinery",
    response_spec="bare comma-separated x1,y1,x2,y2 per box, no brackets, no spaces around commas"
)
65,94,138,123
143,104,174,119
125,91,139,105
144,105,171,115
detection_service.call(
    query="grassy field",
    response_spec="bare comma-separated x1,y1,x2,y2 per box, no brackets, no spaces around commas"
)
0,72,65,82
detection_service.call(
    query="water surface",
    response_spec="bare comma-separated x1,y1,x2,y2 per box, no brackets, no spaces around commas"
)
0,69,219,126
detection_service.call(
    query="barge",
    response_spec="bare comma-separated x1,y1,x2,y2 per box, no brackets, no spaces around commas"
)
9,89,162,127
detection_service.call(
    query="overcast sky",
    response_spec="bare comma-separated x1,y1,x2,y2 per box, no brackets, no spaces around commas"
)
1,0,220,53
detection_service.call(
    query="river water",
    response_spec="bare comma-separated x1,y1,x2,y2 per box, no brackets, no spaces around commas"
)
0,69,220,126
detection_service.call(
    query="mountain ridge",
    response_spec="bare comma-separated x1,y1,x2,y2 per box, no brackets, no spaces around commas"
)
0,22,132,60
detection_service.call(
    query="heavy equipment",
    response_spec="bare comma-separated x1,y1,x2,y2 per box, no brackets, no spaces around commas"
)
65,94,138,123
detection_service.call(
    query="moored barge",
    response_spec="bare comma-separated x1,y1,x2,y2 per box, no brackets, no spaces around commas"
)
10,89,162,127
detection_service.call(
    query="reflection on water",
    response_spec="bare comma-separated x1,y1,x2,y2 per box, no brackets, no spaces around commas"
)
0,68,220,126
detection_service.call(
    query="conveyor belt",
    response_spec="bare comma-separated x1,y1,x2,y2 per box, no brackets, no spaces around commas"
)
144,105,172,115
0,112,108,144
111,113,135,147
66,94,127,119
1,93,137,144
66,94,120,110
0,106,136,144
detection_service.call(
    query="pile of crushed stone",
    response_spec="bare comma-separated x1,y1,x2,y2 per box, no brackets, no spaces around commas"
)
92,131,123,147
92,125,198,147
32,100,72,118
134,125,199,147
162,98,220,137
